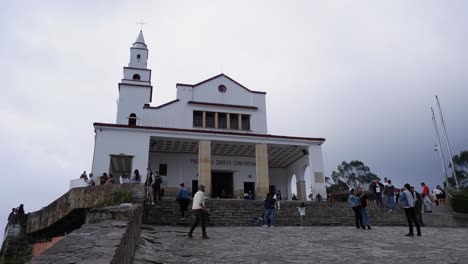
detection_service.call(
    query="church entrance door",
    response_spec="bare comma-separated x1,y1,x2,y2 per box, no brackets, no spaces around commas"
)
211,171,233,198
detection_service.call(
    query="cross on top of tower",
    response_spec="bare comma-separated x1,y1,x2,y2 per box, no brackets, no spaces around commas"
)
136,18,146,31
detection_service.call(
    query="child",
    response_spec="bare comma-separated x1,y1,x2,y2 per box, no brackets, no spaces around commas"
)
297,202,306,228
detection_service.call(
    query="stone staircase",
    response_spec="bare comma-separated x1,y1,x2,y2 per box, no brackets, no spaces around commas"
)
143,198,407,226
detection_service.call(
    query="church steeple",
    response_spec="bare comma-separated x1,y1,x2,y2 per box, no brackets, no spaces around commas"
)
128,30,148,69
116,31,153,125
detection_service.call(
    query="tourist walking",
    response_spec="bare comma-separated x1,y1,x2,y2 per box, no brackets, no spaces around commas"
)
187,185,209,239
384,180,395,212
357,187,371,230
152,172,163,201
263,193,276,227
369,179,384,208
348,189,365,229
297,202,306,228
400,184,421,236
437,185,446,205
176,182,190,218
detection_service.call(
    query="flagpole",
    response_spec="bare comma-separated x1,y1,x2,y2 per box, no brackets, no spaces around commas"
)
431,107,449,186
435,95,460,189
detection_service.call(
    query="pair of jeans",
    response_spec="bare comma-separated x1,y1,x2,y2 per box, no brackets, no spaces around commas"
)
386,196,395,210
300,215,305,227
375,193,383,207
188,209,207,236
352,206,364,228
264,209,276,226
404,207,421,235
361,207,370,226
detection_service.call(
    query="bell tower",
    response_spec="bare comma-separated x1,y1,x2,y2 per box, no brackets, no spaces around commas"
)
116,30,153,125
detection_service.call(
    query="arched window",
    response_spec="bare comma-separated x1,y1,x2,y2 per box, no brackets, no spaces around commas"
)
128,113,137,126
132,74,141,80
137,54,141,59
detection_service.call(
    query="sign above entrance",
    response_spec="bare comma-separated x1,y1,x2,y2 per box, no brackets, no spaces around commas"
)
190,159,256,167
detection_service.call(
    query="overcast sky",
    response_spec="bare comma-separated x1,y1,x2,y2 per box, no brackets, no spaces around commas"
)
1,1,468,239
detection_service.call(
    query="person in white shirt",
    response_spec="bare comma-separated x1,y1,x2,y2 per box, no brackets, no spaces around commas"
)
187,185,209,239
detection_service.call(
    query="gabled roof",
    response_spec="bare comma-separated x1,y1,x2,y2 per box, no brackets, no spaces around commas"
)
176,73,266,94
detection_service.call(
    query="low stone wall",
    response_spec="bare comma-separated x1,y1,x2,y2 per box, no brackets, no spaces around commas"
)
27,183,142,234
27,204,142,264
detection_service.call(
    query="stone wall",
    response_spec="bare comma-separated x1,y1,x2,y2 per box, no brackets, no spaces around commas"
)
27,204,142,264
27,183,142,234
143,199,408,226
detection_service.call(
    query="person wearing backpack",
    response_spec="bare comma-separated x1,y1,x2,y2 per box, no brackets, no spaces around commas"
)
152,171,163,201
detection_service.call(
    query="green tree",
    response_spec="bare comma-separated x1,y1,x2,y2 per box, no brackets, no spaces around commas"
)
453,150,468,186
329,160,379,190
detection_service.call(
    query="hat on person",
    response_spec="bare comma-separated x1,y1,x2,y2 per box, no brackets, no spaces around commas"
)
180,182,184,187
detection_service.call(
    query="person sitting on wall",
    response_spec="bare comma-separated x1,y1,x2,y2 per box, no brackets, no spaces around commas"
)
80,171,88,182
244,192,250,199
17,204,25,215
100,173,108,185
87,173,95,186
292,194,298,200
106,174,115,184
8,208,16,222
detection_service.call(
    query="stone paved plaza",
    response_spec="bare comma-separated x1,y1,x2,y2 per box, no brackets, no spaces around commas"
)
133,225,468,264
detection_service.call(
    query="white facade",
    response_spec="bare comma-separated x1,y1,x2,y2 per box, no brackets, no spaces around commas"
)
91,31,326,200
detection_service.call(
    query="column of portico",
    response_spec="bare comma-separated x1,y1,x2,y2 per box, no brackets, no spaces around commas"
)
255,143,269,199
198,140,211,197
296,181,306,201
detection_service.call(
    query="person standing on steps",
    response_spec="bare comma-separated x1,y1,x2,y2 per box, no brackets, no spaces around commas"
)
384,180,395,212
263,193,276,227
348,189,365,230
274,190,283,211
144,170,154,205
297,202,306,228
152,171,163,201
176,182,190,218
357,187,371,230
400,183,421,237
188,185,209,239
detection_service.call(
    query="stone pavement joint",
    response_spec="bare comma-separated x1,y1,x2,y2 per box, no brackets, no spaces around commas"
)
133,225,468,264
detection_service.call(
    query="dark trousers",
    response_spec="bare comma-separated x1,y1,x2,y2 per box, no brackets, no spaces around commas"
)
179,198,190,217
415,204,424,226
352,206,364,228
404,207,421,235
375,193,383,207
153,187,161,201
188,209,207,236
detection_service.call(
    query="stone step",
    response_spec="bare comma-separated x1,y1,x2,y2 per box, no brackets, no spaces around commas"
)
142,199,408,226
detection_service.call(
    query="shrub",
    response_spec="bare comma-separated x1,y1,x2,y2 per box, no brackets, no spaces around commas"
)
102,189,132,206
449,190,468,214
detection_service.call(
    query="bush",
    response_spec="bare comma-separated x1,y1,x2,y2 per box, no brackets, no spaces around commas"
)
449,190,468,214
102,189,132,206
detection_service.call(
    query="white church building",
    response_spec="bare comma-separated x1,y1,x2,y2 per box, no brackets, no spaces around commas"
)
91,31,326,200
